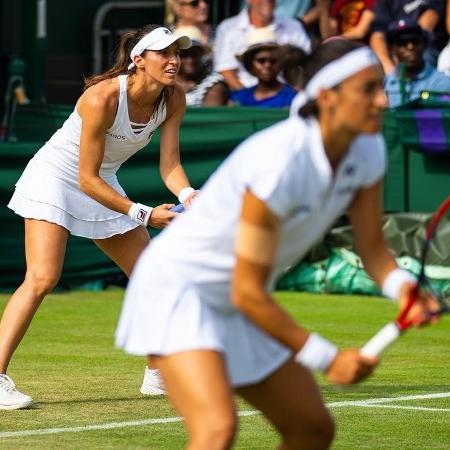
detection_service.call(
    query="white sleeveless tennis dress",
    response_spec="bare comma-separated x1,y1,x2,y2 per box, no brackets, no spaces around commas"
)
116,116,386,387
8,75,167,239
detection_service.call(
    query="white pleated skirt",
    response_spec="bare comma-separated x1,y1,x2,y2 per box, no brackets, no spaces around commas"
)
116,254,292,388
8,157,139,239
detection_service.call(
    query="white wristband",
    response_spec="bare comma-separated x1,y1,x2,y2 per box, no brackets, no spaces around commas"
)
381,268,417,301
127,203,153,226
178,187,195,203
294,333,338,373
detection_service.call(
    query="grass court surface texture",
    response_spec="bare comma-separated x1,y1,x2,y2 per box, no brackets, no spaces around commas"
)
0,290,449,449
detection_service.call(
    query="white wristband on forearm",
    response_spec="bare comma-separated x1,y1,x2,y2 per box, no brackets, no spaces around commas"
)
294,333,338,373
127,203,153,226
381,268,417,301
178,187,195,203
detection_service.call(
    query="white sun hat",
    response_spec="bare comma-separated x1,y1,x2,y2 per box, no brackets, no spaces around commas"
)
128,27,192,69
236,27,279,62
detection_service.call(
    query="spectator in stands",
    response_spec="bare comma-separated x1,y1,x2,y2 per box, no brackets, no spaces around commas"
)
275,0,313,20
0,25,197,410
230,28,297,107
239,0,314,23
214,0,311,91
437,0,450,76
325,0,376,42
384,20,450,107
165,0,213,46
369,0,447,75
174,26,228,106
117,39,438,449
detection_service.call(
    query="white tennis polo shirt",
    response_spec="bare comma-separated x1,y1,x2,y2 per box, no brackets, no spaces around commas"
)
144,116,386,288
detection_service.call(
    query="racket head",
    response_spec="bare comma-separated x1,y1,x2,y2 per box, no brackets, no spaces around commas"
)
414,197,450,318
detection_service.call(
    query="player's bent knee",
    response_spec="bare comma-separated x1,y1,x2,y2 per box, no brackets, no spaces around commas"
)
191,414,237,450
24,269,61,297
282,410,335,449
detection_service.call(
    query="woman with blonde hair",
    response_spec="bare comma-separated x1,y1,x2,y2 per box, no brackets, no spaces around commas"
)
165,0,213,46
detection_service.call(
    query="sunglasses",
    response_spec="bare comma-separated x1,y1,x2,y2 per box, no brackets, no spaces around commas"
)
254,57,278,65
394,36,423,47
179,0,206,7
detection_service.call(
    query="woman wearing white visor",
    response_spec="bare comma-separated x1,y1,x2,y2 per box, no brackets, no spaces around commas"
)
116,39,438,449
0,25,197,409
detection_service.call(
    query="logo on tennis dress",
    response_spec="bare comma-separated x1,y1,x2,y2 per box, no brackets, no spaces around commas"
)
344,164,356,176
337,164,357,195
106,131,126,140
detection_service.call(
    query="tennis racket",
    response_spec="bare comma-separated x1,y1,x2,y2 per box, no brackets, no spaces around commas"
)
361,196,450,357
170,203,185,213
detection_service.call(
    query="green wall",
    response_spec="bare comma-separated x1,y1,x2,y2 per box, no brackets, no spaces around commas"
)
1,106,449,289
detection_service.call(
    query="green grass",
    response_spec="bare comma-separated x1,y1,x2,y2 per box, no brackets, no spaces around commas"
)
0,290,449,449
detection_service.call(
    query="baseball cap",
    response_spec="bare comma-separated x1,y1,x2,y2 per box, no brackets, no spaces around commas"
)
386,19,424,44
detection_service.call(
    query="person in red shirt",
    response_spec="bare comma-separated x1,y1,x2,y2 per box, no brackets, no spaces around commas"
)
331,0,376,41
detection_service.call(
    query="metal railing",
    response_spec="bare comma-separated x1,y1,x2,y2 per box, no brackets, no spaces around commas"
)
92,1,165,74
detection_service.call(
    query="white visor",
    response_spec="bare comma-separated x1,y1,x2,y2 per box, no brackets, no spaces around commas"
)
128,27,192,70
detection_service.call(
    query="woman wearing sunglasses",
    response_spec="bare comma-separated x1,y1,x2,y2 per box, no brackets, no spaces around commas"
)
230,28,297,108
165,0,213,47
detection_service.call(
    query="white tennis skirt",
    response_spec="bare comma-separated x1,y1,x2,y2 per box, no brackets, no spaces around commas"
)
8,158,139,239
116,255,292,388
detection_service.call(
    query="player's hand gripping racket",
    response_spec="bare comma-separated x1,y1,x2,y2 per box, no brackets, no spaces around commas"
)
170,203,185,213
361,197,450,357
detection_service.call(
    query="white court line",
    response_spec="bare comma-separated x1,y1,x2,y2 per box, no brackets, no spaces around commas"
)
359,404,450,412
0,392,449,439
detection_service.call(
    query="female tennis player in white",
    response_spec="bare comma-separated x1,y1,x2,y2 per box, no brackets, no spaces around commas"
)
117,40,437,449
0,25,197,409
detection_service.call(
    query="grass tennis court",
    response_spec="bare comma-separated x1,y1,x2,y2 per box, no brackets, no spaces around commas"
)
0,290,448,449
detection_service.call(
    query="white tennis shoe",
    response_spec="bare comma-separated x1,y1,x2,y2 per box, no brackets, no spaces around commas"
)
140,367,166,396
0,374,33,410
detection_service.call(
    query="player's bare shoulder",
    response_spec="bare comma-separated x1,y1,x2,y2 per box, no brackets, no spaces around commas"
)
77,78,120,124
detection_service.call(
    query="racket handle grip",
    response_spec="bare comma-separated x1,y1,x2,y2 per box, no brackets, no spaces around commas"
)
360,322,401,357
170,203,185,213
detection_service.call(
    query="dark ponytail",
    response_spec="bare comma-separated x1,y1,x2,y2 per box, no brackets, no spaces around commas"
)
298,39,364,118
84,24,161,90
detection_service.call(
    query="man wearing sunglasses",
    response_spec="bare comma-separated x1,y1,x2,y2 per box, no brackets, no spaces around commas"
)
214,0,311,91
384,19,450,107
369,0,447,75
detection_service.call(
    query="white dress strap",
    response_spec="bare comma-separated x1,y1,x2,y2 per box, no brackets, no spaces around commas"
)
118,74,128,92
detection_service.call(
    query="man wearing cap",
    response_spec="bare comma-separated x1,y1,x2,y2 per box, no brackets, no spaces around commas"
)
369,0,447,75
384,20,450,107
214,0,311,90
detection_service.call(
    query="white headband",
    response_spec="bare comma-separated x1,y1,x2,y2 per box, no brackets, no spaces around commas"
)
306,47,379,97
290,46,379,115
128,27,191,70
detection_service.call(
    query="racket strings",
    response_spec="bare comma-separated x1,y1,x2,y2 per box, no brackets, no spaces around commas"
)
421,200,450,315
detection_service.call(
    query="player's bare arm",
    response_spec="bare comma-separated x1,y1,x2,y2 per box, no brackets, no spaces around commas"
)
159,84,197,206
78,81,133,215
232,188,310,351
